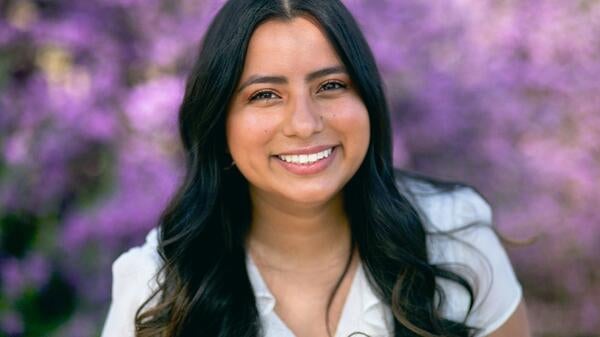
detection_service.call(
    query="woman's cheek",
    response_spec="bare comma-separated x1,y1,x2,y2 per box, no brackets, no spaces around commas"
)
326,99,369,130
228,110,278,154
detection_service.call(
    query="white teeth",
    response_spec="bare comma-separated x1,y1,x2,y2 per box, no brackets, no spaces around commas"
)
278,147,333,165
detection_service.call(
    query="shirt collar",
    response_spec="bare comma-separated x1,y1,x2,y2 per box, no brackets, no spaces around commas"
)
356,263,394,333
246,253,276,316
245,253,391,333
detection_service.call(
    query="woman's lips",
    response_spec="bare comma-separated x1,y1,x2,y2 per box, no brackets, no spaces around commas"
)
273,146,338,175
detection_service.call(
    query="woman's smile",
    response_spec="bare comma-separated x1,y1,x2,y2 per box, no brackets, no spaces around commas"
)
273,145,339,176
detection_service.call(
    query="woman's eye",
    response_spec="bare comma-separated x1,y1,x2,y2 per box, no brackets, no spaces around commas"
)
317,81,347,93
249,90,280,102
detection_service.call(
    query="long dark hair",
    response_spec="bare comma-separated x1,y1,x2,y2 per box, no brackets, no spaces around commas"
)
135,0,482,336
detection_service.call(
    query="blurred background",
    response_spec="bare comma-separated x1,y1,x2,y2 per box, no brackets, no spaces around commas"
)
0,0,598,336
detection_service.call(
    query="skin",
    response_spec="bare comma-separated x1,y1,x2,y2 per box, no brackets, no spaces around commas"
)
225,16,531,337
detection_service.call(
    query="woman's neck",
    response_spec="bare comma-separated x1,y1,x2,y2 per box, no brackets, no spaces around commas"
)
246,190,352,273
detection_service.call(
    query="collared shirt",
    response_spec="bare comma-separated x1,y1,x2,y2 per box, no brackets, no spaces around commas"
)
246,253,394,337
101,185,522,337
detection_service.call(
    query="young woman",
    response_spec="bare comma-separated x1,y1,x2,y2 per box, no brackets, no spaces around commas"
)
101,0,530,336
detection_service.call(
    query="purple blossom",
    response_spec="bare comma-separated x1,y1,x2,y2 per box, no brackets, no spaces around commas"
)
0,255,52,299
124,76,183,135
0,259,24,299
0,311,24,336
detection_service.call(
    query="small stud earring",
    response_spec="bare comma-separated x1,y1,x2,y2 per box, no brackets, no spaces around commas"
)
224,160,236,170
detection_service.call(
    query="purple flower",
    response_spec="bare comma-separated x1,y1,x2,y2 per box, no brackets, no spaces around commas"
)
0,311,24,336
1,259,25,299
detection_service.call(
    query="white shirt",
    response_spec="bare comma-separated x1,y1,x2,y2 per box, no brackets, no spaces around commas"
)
101,185,522,337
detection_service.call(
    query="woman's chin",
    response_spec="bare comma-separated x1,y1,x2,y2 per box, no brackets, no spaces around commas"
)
277,186,342,207
248,178,346,208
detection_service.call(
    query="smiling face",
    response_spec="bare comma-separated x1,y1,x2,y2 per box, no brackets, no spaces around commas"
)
225,16,370,207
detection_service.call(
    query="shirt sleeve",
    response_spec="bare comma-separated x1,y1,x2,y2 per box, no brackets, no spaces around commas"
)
100,228,161,337
425,187,523,336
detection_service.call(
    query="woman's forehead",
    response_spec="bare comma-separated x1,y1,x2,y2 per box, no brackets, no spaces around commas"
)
240,16,344,78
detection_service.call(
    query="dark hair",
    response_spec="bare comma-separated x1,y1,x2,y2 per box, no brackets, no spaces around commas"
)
135,0,482,336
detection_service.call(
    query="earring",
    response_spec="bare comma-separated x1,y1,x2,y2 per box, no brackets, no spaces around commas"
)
223,149,236,170
224,160,236,170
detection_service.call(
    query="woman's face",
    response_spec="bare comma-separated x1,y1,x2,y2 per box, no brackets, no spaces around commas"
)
226,17,370,206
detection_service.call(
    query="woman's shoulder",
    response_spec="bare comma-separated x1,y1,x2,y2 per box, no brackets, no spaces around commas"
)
396,172,492,233
396,172,523,335
398,174,496,271
101,228,161,337
111,228,162,281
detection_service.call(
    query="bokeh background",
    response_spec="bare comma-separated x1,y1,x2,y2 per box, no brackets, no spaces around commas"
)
0,0,598,336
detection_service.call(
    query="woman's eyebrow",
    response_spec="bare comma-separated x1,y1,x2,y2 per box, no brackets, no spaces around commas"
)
236,65,347,93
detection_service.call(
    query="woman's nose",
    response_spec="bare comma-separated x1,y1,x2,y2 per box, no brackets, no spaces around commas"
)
282,93,324,138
